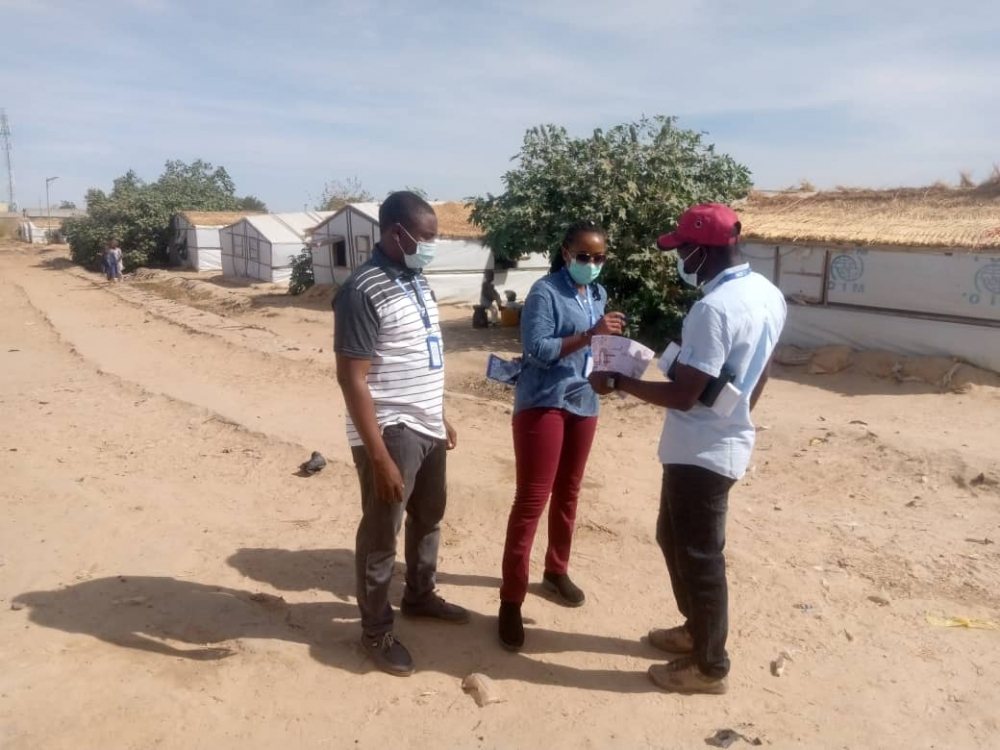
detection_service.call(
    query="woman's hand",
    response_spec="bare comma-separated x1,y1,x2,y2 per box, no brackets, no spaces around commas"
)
589,312,627,337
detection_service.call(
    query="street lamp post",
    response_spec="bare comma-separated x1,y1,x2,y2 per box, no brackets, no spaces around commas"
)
45,176,59,242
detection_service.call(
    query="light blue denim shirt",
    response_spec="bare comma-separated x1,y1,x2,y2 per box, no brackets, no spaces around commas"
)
514,269,607,417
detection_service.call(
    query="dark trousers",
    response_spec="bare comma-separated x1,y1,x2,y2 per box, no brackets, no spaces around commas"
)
500,408,598,603
658,463,736,678
351,424,447,636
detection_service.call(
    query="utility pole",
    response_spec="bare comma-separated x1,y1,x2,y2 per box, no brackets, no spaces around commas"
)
46,176,59,240
1,109,15,212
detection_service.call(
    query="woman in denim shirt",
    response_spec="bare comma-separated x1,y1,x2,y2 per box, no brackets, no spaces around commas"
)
498,221,626,650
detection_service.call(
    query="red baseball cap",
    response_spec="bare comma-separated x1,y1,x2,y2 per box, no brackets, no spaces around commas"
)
656,203,741,250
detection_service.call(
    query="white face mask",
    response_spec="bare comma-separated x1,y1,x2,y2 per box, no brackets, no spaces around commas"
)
674,247,705,288
399,225,437,270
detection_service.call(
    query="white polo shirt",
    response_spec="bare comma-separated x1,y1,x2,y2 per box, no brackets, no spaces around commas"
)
658,263,787,479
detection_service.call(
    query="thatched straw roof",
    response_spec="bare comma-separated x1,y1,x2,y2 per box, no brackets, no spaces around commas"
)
179,210,263,227
737,184,1000,250
433,201,483,239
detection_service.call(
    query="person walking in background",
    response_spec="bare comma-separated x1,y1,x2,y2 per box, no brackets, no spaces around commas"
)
498,220,626,651
590,204,787,695
334,191,468,678
103,240,122,282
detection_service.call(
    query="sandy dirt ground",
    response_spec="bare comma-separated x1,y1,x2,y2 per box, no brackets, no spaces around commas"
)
1,241,999,750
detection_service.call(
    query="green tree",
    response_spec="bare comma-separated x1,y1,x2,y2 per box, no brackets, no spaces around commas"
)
469,116,752,345
58,200,77,209
317,177,374,211
236,195,267,212
288,249,314,295
63,159,239,271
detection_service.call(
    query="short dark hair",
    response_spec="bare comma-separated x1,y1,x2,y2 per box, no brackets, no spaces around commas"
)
551,219,606,272
379,191,435,232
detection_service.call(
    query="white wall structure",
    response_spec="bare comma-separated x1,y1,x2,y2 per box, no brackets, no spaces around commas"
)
220,211,332,283
427,246,549,304
17,220,48,243
743,242,1000,372
170,212,260,272
310,203,381,286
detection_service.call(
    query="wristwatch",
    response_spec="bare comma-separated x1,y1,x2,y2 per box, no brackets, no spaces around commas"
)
604,374,618,391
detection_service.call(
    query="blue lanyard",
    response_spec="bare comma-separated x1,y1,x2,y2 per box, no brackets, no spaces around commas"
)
562,269,597,328
714,266,751,289
394,277,432,330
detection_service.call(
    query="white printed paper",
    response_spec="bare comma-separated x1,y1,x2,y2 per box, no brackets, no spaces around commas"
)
590,335,655,379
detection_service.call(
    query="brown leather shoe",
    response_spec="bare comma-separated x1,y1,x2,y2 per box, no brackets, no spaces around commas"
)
648,625,694,654
648,656,728,695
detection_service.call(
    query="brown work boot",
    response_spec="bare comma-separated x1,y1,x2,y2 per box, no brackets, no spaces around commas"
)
647,625,694,654
648,656,728,695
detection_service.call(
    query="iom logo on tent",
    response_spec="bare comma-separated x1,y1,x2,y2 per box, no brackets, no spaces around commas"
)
968,261,1000,306
828,253,865,293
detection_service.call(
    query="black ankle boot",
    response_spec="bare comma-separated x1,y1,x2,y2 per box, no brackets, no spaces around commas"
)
542,571,586,607
498,601,524,651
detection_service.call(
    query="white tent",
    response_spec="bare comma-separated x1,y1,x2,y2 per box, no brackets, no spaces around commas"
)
170,211,261,272
738,188,1000,372
310,201,549,303
17,219,48,243
424,239,549,304
220,211,332,283
310,203,381,286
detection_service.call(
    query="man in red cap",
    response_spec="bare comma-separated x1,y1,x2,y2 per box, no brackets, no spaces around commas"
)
590,203,786,694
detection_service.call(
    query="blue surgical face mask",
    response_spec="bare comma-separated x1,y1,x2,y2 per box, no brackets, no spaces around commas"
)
399,225,437,270
674,247,705,288
568,259,602,285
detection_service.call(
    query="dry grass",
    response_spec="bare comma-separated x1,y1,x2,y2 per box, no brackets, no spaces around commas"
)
433,201,483,239
739,183,1000,250
0,217,18,239
179,211,262,227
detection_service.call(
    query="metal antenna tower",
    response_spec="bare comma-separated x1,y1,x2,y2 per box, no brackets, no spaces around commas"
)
1,109,16,211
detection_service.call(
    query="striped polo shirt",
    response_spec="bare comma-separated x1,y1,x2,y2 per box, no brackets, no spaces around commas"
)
333,246,446,447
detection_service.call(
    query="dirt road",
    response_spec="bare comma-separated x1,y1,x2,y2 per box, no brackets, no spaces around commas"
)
2,242,998,749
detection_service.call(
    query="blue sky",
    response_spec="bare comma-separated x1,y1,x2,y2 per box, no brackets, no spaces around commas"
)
2,0,997,211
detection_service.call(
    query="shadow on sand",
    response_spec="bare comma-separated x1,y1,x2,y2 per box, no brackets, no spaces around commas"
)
13,547,662,694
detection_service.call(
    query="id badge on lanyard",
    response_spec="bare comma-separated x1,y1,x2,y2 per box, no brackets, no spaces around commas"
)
567,272,597,377
426,335,443,370
396,277,443,371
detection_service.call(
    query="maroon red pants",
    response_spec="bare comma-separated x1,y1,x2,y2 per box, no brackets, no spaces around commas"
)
500,408,598,603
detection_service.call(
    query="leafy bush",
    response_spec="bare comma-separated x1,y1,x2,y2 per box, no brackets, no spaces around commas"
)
469,116,752,346
63,160,240,272
288,249,314,295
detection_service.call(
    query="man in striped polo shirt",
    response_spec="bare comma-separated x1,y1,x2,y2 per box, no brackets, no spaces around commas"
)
334,191,468,677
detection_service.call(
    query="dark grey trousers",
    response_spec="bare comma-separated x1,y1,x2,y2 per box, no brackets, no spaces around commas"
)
658,463,736,678
351,424,447,636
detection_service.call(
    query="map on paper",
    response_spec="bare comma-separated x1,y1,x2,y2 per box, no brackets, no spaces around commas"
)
590,335,655,379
